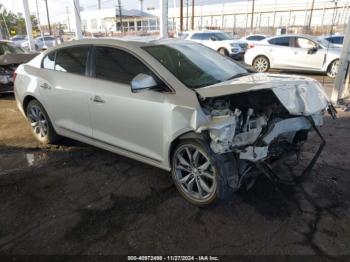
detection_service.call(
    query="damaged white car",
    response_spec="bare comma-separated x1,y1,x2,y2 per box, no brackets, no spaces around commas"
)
14,39,336,206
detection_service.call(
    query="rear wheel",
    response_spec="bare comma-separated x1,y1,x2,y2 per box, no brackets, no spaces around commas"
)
253,56,270,72
327,59,339,78
171,140,234,206
26,99,58,144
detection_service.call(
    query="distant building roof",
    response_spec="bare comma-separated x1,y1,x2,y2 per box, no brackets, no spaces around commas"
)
117,9,155,18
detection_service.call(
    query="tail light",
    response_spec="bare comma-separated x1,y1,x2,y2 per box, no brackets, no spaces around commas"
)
248,43,255,48
13,72,17,82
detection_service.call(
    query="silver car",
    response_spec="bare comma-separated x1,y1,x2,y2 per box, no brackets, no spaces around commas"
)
14,39,334,206
21,36,57,51
244,34,340,78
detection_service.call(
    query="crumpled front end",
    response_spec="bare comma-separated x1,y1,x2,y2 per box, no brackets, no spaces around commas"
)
196,78,335,190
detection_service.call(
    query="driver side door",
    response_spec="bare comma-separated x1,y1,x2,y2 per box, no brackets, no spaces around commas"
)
290,37,325,70
88,46,167,162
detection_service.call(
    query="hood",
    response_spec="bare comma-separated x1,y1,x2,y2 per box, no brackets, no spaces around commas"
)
0,53,38,65
195,73,330,115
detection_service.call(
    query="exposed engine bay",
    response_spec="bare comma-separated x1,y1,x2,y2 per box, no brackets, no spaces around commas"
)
198,89,333,190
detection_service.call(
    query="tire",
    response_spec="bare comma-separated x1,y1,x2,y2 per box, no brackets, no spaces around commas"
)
218,48,229,56
327,59,339,78
253,56,270,72
171,139,235,206
26,99,59,144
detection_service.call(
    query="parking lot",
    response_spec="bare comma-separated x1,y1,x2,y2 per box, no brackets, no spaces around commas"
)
0,72,350,257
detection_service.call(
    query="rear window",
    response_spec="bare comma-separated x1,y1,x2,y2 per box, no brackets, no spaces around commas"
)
55,46,89,75
268,37,290,46
42,52,56,70
326,36,344,44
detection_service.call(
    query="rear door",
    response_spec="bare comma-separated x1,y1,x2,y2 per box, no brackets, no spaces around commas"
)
39,45,93,137
266,36,295,68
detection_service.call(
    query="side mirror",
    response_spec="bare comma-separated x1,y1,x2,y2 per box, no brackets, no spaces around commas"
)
210,36,217,41
130,73,157,92
307,47,318,54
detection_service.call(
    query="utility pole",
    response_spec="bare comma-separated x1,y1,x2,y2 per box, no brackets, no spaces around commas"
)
250,0,255,33
159,0,168,38
191,0,194,30
35,0,44,40
44,0,52,35
72,0,82,39
180,0,183,31
66,7,71,31
116,0,123,33
98,0,101,9
307,0,315,33
23,0,35,50
186,0,189,30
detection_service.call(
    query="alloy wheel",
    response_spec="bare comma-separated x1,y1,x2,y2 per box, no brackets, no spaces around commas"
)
173,144,217,202
27,105,48,139
254,57,269,72
328,60,339,78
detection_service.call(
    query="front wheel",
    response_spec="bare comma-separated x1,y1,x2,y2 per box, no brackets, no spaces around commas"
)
327,59,339,78
26,99,59,144
171,140,234,206
253,56,270,72
218,48,229,56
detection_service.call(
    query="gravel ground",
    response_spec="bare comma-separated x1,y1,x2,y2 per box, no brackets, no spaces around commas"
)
0,74,349,258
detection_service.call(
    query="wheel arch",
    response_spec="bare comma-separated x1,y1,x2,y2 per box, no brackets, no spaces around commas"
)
217,47,229,55
23,95,39,116
326,58,339,71
168,131,207,167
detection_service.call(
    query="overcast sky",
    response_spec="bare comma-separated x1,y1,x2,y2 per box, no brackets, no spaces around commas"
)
1,0,240,22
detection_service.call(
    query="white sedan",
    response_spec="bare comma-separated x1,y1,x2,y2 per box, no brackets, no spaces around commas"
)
183,30,248,59
244,34,341,78
14,39,334,206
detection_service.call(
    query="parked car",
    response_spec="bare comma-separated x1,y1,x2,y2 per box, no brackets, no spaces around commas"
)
182,30,248,59
321,35,344,48
10,35,28,47
0,41,37,94
21,36,57,51
240,34,267,48
14,39,335,206
244,34,341,78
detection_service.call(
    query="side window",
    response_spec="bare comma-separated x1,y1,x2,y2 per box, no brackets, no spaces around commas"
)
201,34,210,40
94,47,152,84
42,51,56,70
268,37,290,46
55,46,89,75
296,38,316,49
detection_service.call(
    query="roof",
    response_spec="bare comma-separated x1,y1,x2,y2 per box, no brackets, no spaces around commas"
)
117,9,155,17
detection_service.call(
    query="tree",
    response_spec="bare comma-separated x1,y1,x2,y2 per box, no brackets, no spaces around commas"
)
0,4,39,38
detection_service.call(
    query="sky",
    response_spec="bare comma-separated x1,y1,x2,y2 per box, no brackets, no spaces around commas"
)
0,0,242,23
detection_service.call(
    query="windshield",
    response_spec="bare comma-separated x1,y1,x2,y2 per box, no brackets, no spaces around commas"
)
0,42,25,55
210,32,232,41
143,42,248,89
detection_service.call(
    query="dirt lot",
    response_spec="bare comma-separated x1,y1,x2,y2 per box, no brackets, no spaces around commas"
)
0,77,350,258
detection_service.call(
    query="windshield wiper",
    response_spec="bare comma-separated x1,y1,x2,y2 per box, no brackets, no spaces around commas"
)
225,72,249,81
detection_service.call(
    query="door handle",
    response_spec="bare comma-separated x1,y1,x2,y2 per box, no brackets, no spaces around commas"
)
92,96,105,103
40,82,51,89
